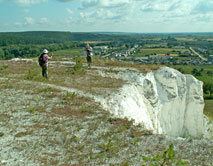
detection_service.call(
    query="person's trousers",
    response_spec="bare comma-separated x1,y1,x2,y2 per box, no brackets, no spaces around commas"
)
42,65,48,79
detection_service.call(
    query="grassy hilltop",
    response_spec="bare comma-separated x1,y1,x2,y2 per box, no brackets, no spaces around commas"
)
0,57,213,165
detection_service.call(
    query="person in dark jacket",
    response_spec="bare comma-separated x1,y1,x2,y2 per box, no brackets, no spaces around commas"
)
39,49,53,79
86,44,92,68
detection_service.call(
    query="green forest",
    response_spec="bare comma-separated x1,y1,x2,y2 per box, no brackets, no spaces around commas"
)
0,31,140,60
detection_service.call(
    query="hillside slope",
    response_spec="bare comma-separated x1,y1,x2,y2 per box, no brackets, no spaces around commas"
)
0,59,212,165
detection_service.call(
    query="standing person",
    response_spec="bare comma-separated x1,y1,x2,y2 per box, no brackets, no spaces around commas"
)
86,43,92,68
38,49,53,79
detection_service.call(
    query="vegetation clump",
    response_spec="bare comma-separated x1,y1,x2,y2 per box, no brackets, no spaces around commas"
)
0,64,8,71
64,92,77,103
142,144,188,166
0,132,4,137
73,55,86,74
25,69,46,81
15,131,32,138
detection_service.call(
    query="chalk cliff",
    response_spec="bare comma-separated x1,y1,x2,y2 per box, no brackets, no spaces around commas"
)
100,67,207,138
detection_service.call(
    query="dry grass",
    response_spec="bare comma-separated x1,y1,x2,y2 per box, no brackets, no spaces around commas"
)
170,54,179,57
0,60,124,96
92,57,161,73
0,58,162,98
157,53,179,57
51,105,92,119
176,38,197,41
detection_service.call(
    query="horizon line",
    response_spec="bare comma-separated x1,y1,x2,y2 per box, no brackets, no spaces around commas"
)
1,30,213,34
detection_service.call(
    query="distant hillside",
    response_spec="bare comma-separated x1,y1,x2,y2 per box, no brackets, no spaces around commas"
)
1,31,213,46
0,31,141,45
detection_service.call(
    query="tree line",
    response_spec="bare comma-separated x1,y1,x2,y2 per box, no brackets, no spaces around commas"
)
0,42,84,60
0,31,144,46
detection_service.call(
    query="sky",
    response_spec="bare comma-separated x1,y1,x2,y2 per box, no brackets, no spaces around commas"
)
0,0,213,33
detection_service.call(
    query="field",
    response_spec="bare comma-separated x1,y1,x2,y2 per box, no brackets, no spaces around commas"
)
53,48,84,57
144,43,168,48
134,48,189,57
176,38,197,41
170,65,213,84
205,100,213,122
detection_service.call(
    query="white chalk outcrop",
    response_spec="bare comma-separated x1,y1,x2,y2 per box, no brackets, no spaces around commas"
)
100,67,208,138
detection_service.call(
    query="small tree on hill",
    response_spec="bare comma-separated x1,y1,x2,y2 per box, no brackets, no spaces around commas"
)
73,55,86,74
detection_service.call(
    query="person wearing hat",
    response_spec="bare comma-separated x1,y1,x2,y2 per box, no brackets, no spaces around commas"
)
38,49,53,79
86,43,92,68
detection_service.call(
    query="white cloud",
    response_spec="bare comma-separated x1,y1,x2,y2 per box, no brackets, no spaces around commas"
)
77,0,133,25
13,0,48,6
140,0,173,12
192,0,213,14
79,8,128,24
25,17,35,24
80,0,130,9
23,9,30,13
195,14,213,22
65,17,73,24
139,0,199,14
40,17,48,24
137,0,206,25
14,22,22,26
57,0,76,2
66,8,73,14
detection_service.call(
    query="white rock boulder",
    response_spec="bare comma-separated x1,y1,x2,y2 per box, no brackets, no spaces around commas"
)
100,67,206,138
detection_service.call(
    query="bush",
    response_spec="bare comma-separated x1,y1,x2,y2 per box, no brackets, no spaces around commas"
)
73,55,86,74
25,69,46,81
0,64,8,71
64,92,77,103
142,144,188,166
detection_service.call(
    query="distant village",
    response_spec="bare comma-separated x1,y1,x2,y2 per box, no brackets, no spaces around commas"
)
92,44,213,66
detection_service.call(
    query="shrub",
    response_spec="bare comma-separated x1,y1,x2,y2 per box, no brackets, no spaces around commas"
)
142,144,188,166
25,69,46,81
0,64,8,71
64,92,77,103
0,132,4,137
73,55,86,74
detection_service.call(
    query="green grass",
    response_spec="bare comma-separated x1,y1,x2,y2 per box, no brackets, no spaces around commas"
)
170,65,213,85
204,100,213,122
53,49,84,57
51,48,84,61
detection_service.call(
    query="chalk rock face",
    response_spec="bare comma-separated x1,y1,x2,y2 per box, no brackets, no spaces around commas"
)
101,67,205,138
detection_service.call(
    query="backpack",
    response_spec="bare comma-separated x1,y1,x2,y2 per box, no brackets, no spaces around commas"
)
38,53,45,66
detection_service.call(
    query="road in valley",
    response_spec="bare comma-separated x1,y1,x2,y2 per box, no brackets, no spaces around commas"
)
189,47,207,61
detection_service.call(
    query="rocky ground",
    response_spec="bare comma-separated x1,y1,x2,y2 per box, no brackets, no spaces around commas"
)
0,59,213,166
